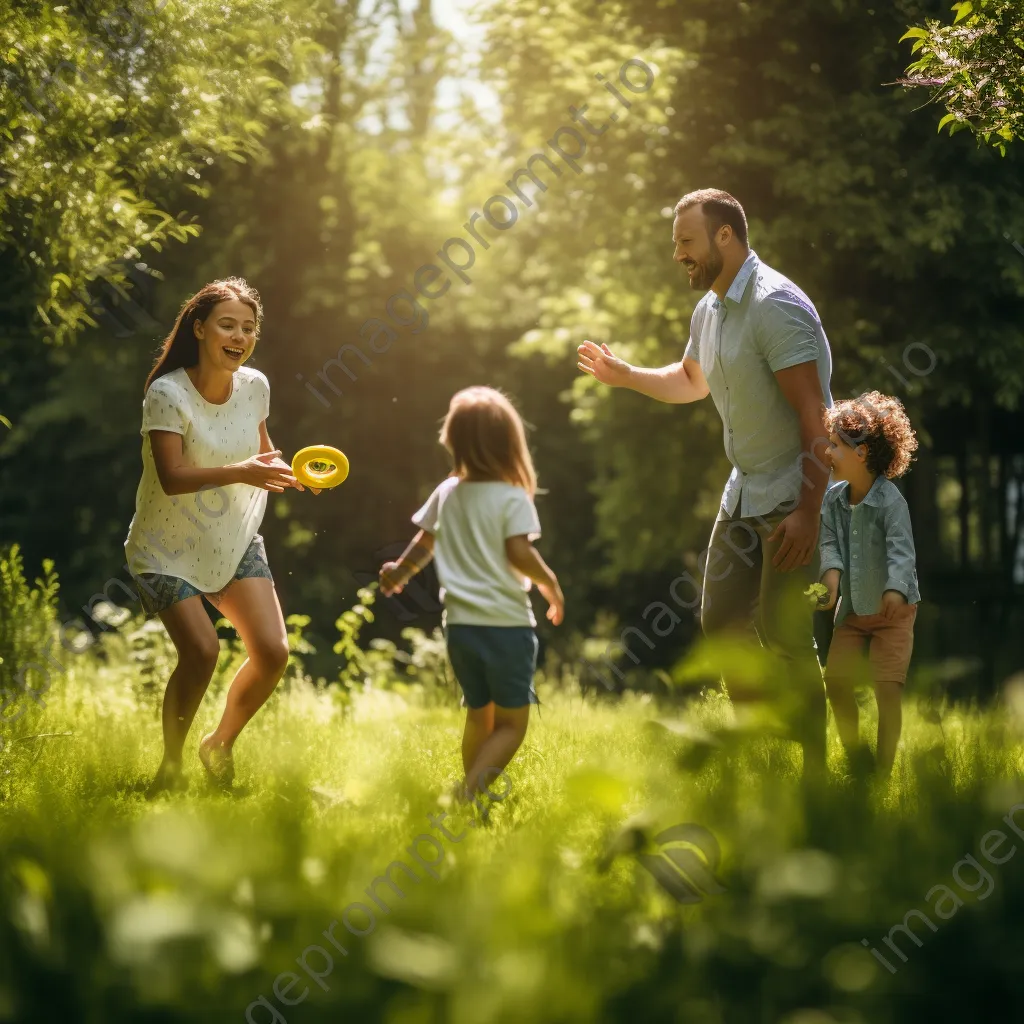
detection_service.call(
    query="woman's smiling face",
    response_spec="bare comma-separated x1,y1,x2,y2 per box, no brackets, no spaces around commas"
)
194,298,257,371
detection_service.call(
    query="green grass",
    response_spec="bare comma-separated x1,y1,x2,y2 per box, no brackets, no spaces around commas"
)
2,613,1024,1023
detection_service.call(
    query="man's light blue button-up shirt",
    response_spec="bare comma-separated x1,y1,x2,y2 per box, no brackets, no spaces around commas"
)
683,251,833,519
819,476,921,625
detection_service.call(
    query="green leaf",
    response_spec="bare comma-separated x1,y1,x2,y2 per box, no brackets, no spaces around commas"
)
937,112,957,132
0,414,12,429
899,27,930,42
952,2,973,25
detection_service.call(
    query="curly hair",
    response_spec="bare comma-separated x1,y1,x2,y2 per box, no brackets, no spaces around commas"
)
824,391,918,479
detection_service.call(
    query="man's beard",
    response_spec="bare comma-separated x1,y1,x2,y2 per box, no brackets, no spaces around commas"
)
686,245,724,292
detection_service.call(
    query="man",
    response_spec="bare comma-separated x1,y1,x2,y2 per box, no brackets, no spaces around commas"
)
577,188,832,770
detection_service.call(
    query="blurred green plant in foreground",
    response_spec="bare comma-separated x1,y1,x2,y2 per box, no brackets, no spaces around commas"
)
2,554,1024,1023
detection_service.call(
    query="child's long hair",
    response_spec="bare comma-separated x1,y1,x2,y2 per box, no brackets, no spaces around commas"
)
144,277,262,393
825,390,918,479
440,387,537,496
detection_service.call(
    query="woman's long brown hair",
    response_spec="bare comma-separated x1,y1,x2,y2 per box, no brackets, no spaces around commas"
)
143,277,262,393
440,387,538,495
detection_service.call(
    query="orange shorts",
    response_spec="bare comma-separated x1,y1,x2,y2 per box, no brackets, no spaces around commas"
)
826,603,917,687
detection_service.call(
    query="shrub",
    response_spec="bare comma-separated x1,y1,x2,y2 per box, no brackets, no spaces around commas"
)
0,544,59,700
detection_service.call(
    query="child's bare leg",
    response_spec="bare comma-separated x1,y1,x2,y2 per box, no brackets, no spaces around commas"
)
874,679,903,778
465,705,530,796
825,673,861,755
823,620,871,769
462,703,495,778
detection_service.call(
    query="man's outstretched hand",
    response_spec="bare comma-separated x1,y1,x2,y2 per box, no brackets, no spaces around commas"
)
577,340,632,388
768,508,820,572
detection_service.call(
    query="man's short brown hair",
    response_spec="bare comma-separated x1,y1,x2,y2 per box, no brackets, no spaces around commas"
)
674,188,749,248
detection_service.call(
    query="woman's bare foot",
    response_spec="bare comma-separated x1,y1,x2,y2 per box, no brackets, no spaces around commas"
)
198,734,235,789
145,760,188,800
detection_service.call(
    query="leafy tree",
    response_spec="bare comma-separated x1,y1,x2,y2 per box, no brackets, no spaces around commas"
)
0,0,316,339
899,0,1024,152
6,0,1024,690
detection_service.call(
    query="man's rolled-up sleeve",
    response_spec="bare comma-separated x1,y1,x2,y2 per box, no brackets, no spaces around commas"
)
683,298,708,363
759,292,820,372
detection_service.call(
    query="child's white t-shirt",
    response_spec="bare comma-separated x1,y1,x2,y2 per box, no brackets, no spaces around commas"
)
123,366,269,592
412,478,541,627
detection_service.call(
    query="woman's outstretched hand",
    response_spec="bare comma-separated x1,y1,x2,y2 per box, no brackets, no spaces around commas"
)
235,450,303,492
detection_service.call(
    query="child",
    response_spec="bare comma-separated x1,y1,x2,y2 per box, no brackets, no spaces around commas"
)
379,386,564,800
817,390,920,778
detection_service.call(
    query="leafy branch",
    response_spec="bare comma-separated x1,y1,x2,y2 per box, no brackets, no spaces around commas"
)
897,0,1024,153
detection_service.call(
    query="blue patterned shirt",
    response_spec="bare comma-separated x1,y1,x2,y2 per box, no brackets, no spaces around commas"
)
683,251,834,518
819,477,920,624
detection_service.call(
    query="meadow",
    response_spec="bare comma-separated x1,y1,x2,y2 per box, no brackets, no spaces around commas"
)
5,2,1024,1021
2,553,1024,1024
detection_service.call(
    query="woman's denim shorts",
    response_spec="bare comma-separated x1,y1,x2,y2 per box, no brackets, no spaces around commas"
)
132,534,274,616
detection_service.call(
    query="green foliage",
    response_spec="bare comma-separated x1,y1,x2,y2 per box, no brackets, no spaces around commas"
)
0,635,1023,1020
899,0,1024,152
332,587,455,704
0,0,319,338
283,612,316,678
0,543,59,701
4,0,1024,688
371,625,459,706
333,585,379,688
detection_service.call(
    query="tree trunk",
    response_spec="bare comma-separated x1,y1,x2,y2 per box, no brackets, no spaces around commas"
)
957,449,969,570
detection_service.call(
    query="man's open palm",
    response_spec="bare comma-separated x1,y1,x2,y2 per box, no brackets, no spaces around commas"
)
577,340,631,388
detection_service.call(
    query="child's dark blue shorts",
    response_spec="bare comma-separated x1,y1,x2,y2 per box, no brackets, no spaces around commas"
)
445,624,539,709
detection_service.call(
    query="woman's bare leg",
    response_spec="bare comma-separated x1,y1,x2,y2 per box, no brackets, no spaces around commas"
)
465,704,530,796
150,596,220,792
203,578,289,755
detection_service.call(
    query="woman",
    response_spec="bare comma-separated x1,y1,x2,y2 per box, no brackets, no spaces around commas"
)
125,278,305,796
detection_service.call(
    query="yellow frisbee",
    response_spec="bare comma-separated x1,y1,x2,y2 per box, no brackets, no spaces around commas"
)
291,445,349,489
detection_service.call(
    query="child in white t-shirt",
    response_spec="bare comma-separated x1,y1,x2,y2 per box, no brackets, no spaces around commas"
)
379,386,564,801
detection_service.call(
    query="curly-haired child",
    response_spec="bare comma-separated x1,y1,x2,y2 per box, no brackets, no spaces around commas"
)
817,390,920,779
